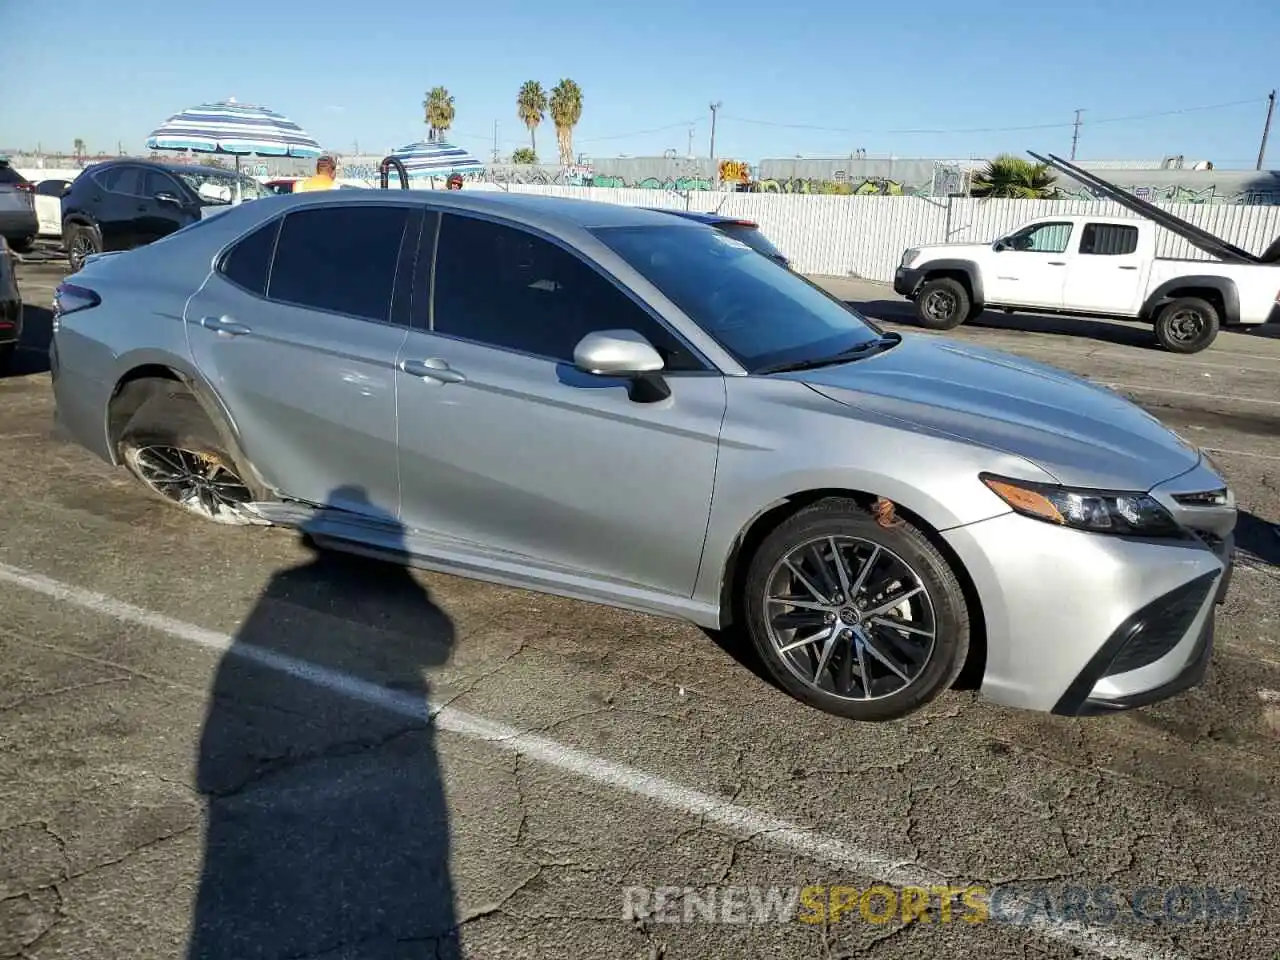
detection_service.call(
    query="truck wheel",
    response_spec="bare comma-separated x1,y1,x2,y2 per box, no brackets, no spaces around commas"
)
1154,297,1219,354
915,278,970,330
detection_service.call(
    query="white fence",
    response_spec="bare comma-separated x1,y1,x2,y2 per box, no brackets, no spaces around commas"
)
19,167,1280,283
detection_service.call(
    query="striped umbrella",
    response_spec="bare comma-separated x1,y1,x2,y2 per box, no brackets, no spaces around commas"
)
145,98,322,159
386,140,484,181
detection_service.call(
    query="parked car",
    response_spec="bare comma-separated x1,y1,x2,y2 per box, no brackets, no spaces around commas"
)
0,160,39,253
34,178,74,237
263,178,299,195
0,236,22,372
894,154,1280,354
50,190,1236,723
61,159,272,271
649,208,790,267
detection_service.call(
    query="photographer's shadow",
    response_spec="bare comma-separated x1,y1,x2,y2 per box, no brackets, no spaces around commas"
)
187,485,460,959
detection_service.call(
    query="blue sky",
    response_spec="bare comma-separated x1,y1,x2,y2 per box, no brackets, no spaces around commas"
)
2,0,1277,167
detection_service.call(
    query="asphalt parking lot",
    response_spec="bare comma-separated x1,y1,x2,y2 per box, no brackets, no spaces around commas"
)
2,258,1278,960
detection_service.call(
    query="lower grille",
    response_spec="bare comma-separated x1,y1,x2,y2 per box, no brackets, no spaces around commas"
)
1102,575,1213,677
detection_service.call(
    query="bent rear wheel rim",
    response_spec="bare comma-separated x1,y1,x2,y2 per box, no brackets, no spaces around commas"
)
129,444,253,524
763,535,938,703
1167,309,1205,343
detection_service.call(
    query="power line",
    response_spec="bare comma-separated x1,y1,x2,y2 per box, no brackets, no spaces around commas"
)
720,97,1266,137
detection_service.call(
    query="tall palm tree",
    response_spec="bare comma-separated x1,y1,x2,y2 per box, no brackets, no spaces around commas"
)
549,79,583,166
72,138,86,159
969,154,1057,199
422,87,456,143
517,80,547,156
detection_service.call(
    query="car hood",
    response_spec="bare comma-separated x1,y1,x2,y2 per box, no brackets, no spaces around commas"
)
909,241,991,261
789,335,1202,491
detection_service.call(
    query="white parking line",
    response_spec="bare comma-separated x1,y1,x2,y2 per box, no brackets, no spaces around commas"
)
0,560,1178,960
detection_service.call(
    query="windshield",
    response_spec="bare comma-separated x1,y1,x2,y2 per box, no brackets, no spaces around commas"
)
592,224,881,373
176,170,271,205
717,223,787,263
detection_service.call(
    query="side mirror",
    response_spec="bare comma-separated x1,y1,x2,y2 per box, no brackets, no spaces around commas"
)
155,191,182,206
993,239,1007,252
572,330,670,402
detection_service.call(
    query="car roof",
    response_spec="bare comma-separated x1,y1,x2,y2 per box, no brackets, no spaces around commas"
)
266,188,709,233
84,157,244,178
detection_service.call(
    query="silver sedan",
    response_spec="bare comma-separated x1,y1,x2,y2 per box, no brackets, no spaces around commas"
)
49,190,1237,722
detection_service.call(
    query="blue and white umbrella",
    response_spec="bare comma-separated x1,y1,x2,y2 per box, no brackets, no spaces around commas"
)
386,140,484,180
145,98,322,158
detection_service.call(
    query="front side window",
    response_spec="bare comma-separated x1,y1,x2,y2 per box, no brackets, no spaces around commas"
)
267,206,409,323
1006,221,1073,254
143,170,183,199
430,213,705,370
591,223,883,373
35,179,71,197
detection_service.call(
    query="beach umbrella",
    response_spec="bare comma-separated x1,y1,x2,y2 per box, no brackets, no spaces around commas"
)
384,140,484,183
145,98,322,173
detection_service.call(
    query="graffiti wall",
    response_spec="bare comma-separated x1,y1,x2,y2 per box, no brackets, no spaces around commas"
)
1056,169,1280,205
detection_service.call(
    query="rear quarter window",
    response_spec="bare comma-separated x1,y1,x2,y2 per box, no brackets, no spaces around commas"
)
718,223,787,261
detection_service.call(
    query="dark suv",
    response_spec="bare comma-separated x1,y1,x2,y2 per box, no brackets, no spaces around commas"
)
0,160,39,253
61,159,271,270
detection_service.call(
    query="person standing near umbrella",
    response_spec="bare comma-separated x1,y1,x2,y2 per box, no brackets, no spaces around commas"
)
294,155,339,192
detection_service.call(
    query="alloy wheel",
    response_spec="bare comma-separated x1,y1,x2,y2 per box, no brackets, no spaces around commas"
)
763,536,937,702
923,290,955,323
130,445,254,523
69,234,95,271
1167,309,1205,344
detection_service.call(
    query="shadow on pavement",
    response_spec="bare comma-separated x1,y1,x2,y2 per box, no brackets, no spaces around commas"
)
7,303,53,377
187,485,462,959
1237,509,1280,568
848,298,1159,349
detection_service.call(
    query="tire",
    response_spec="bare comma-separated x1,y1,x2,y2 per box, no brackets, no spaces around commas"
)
1154,296,1220,354
742,497,970,722
63,222,101,272
117,387,263,525
914,277,970,330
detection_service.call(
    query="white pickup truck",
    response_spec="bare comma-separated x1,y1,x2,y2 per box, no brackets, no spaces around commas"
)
892,154,1280,353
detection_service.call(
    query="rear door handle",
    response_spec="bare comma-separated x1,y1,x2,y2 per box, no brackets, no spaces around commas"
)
399,357,466,384
1118,265,1138,270
199,315,252,336
1047,261,1066,266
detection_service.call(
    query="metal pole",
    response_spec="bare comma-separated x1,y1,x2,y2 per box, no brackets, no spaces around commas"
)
1257,90,1276,170
711,102,721,190
1070,109,1083,160
493,120,500,164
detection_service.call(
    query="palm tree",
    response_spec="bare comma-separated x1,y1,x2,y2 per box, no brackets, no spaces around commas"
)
511,147,537,164
969,154,1057,199
549,79,583,166
72,138,86,159
422,87,456,142
517,81,547,156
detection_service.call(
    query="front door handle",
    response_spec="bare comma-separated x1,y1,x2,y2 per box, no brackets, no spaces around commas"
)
199,315,252,336
1118,265,1138,270
399,357,466,384
1047,261,1066,266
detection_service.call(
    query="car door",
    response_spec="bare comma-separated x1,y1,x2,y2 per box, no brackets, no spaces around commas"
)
983,220,1074,309
394,210,727,598
1061,222,1144,315
138,169,198,245
34,179,70,236
89,165,143,250
184,201,420,518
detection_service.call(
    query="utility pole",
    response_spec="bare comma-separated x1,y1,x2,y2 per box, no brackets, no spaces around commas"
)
709,101,722,188
687,125,694,158
493,120,501,164
1257,90,1276,170
1069,109,1083,160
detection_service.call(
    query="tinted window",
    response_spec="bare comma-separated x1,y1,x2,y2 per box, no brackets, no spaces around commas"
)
719,223,787,262
35,179,70,196
0,165,26,186
431,214,704,370
1080,223,1139,256
591,223,881,373
267,206,409,322
219,219,281,296
1006,221,1072,253
142,170,182,198
112,167,143,196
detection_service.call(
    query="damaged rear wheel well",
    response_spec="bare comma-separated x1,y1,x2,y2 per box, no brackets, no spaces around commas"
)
107,366,188,456
719,489,987,691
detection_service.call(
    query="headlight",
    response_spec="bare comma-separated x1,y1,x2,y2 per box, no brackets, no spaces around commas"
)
900,248,919,268
980,473,1182,537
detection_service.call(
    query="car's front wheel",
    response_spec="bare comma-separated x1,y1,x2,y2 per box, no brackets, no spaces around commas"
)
742,497,971,721
118,388,261,525
914,277,970,330
63,223,101,271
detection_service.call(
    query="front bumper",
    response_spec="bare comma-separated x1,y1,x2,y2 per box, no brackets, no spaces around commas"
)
894,266,923,298
942,511,1230,715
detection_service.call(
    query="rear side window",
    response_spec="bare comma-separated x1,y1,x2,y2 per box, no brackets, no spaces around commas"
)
219,219,281,295
1080,223,1139,256
267,205,410,322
